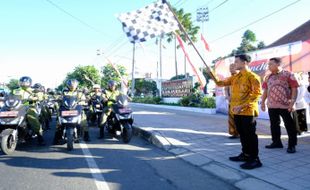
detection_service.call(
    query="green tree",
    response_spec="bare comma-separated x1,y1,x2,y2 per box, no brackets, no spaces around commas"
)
231,30,257,55
133,79,157,97
230,30,266,56
6,79,19,92
166,8,200,43
60,65,101,90
257,41,266,49
170,74,187,80
101,63,127,88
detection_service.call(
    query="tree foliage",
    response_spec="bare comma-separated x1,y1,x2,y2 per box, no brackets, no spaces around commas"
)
166,8,200,45
170,74,187,80
59,65,101,90
6,79,19,92
230,30,266,56
133,79,157,97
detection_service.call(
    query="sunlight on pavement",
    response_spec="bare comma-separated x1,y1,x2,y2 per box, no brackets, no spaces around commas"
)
164,137,190,146
133,111,175,115
141,127,229,136
137,155,177,161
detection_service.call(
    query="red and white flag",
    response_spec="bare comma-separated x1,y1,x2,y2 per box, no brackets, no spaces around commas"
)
201,33,211,52
176,34,206,90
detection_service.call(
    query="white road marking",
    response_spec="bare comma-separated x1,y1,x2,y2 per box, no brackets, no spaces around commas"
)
79,142,111,190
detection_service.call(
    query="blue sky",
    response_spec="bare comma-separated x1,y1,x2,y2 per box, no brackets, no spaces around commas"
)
0,0,309,88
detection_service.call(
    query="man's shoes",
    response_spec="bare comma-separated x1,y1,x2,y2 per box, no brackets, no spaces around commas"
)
229,153,250,162
287,146,296,153
229,135,239,139
265,143,283,149
240,158,262,170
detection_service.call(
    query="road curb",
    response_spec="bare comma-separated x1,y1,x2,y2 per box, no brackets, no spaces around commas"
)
133,126,172,150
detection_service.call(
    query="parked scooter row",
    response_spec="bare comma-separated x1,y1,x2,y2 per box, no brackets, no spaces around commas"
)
0,78,134,154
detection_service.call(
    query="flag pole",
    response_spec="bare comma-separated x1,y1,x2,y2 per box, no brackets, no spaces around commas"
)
164,0,216,81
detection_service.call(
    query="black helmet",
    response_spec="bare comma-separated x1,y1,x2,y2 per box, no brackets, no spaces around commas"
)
33,83,42,89
19,76,32,88
32,83,43,92
66,79,79,91
0,89,5,97
107,80,116,89
47,88,55,95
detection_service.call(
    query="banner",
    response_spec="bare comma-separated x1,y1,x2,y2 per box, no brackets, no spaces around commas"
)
214,39,310,119
162,78,192,97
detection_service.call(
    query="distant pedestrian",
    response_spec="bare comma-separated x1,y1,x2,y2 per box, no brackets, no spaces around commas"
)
293,72,308,134
224,63,239,139
207,54,262,169
261,57,299,153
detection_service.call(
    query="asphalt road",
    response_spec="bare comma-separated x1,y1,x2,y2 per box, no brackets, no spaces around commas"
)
0,114,236,190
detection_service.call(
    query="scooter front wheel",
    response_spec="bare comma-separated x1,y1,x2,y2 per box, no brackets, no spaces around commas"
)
1,134,17,155
66,127,74,151
122,123,132,143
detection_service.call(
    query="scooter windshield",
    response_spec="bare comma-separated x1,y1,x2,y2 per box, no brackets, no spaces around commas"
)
62,95,78,110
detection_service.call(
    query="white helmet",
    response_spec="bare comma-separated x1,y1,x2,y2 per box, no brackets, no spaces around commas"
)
93,84,100,89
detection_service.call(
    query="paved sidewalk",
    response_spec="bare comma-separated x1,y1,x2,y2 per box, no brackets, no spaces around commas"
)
132,103,310,190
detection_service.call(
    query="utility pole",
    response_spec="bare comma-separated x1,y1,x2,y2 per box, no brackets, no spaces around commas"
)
131,43,136,97
196,7,209,93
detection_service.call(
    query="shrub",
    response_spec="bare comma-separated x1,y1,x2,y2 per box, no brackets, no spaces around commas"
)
133,95,216,109
132,96,161,104
200,96,216,108
179,96,190,106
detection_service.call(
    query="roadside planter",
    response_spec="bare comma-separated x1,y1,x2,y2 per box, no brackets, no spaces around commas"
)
130,103,217,114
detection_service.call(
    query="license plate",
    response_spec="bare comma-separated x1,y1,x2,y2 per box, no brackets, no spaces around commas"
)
119,108,131,114
61,110,79,117
0,111,18,118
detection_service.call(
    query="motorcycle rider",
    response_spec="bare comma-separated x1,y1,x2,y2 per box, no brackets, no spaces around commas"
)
101,80,122,136
53,79,90,144
46,88,59,114
32,83,52,130
12,76,46,145
89,84,105,138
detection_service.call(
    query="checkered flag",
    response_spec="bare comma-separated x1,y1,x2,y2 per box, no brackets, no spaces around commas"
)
117,0,179,43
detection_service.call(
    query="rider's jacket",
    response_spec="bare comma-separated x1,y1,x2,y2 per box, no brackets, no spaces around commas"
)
103,89,121,107
12,87,37,105
62,89,87,106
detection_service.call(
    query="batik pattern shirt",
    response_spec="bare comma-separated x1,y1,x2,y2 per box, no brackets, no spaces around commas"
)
215,69,262,116
262,70,299,109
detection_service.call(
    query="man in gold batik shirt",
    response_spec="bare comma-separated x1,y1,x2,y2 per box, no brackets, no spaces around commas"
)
207,54,262,170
